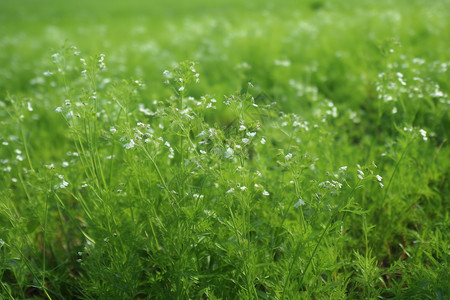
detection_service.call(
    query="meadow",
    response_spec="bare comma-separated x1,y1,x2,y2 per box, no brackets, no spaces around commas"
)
0,0,449,298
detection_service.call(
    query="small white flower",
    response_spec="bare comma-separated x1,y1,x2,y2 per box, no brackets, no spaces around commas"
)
239,125,246,131
262,190,270,196
339,166,347,171
178,86,185,92
110,126,117,134
55,107,63,113
123,139,135,149
379,182,384,188
62,162,69,167
419,129,428,141
260,138,266,144
200,150,206,154
60,180,69,188
357,169,364,176
240,186,247,190
332,180,343,189
226,188,235,194
242,138,249,144
224,147,234,159
376,175,382,182
285,153,293,160
294,198,305,207
247,132,256,137
357,174,364,180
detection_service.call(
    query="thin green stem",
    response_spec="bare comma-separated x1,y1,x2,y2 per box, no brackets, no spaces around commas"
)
140,143,179,213
382,137,414,215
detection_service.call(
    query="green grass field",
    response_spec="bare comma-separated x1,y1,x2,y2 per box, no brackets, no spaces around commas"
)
1,0,449,298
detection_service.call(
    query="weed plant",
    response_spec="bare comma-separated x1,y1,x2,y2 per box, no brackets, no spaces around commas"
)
0,0,449,299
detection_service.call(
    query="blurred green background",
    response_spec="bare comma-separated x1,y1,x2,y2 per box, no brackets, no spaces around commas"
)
1,0,449,111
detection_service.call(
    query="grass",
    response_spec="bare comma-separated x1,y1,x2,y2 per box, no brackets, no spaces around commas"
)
0,0,449,298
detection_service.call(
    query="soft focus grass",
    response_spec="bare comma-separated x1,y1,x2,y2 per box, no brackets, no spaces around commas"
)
0,0,449,299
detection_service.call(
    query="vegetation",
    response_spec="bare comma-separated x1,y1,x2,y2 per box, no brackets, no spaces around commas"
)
0,0,449,298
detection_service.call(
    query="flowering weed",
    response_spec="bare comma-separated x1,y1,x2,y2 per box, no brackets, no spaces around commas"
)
0,0,449,299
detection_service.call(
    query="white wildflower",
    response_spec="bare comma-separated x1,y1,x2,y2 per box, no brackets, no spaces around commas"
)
60,180,69,189
123,139,135,149
419,129,427,141
224,147,234,159
294,198,305,207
